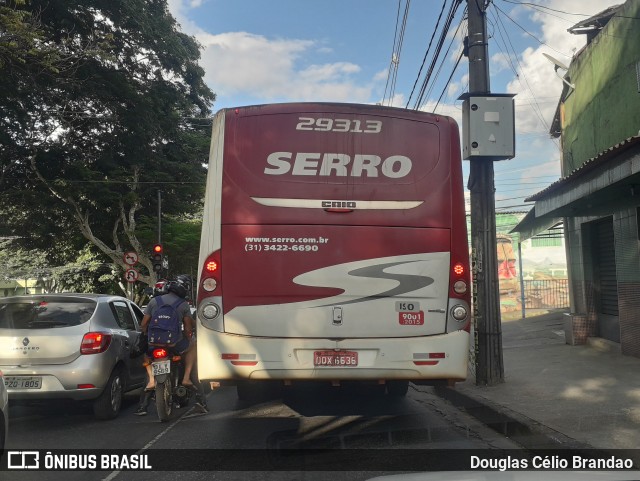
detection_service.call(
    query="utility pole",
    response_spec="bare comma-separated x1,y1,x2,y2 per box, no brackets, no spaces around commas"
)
466,0,504,385
157,190,162,245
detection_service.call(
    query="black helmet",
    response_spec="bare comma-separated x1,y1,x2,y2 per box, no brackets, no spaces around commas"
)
175,274,192,291
166,274,191,299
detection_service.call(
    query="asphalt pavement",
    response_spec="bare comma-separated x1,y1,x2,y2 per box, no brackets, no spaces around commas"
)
425,309,640,456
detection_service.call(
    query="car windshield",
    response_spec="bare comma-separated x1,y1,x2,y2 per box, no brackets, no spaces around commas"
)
0,298,97,329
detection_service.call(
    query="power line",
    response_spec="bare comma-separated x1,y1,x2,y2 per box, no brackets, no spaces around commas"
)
405,0,449,108
490,5,559,147
42,180,205,185
433,50,464,112
486,7,520,78
500,0,602,17
492,3,572,57
425,10,468,111
383,0,411,106
413,0,464,110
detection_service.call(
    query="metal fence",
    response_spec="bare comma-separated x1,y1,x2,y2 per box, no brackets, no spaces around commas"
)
521,278,569,309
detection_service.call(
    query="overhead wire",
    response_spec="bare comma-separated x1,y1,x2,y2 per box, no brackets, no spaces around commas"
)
490,5,560,148
426,8,468,112
492,2,572,57
486,8,520,78
499,0,597,17
383,0,411,106
405,0,450,108
413,0,464,110
382,0,403,105
432,50,464,112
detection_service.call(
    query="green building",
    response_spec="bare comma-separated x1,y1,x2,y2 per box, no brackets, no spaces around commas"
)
515,1,640,355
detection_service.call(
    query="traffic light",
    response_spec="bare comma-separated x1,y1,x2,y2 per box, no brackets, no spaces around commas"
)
152,244,163,272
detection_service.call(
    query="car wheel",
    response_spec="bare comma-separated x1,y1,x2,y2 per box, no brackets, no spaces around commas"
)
93,369,123,420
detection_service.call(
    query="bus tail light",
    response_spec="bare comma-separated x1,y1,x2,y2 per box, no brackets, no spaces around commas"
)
451,305,467,321
453,280,467,294
198,251,222,300
198,250,224,332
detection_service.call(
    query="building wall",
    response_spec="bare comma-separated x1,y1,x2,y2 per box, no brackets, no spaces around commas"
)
561,0,640,174
565,207,640,356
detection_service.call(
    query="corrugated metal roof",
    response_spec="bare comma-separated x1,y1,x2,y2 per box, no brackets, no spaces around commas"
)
526,135,640,202
568,4,622,35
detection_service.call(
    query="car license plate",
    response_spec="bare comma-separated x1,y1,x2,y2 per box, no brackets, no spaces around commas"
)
4,376,42,389
313,351,358,367
152,360,170,376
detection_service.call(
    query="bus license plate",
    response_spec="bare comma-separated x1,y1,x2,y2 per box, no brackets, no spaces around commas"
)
4,376,42,389
313,351,358,367
152,360,170,376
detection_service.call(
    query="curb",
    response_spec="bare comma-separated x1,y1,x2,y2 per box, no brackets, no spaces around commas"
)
425,384,593,450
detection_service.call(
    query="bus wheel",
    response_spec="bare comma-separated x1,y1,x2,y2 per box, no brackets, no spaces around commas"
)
386,381,409,397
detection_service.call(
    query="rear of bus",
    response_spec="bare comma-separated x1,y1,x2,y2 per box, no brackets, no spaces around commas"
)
196,103,470,387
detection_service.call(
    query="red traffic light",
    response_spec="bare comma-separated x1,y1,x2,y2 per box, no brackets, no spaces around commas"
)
153,244,163,254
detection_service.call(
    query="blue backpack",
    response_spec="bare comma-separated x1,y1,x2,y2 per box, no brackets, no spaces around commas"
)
148,297,184,346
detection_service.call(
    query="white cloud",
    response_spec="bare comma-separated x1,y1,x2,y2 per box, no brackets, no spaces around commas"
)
491,52,511,74
300,62,361,82
193,31,374,105
166,1,375,107
373,68,388,82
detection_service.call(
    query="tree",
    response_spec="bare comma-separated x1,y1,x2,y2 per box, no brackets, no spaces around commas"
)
0,0,214,296
0,238,121,295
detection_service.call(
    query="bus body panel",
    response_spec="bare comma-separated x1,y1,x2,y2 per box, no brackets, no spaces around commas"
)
220,106,453,229
197,103,470,383
222,224,451,338
196,328,469,381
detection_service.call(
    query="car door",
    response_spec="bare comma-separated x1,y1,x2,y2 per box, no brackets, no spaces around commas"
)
128,302,148,384
110,300,146,389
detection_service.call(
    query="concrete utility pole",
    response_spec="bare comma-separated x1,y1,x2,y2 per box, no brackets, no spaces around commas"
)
466,0,504,385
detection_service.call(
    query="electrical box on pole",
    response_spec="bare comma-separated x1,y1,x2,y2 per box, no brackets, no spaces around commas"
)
460,93,516,160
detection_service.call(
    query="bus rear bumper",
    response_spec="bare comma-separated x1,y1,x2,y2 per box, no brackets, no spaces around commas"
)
197,330,470,382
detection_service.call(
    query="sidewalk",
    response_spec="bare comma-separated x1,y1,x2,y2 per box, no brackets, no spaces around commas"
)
429,310,640,453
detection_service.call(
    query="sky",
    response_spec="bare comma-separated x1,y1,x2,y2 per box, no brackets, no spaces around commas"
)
166,0,622,215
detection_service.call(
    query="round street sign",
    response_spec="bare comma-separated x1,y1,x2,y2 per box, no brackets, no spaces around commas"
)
125,268,139,283
123,251,139,266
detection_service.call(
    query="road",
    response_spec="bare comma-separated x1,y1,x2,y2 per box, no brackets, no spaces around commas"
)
4,382,520,481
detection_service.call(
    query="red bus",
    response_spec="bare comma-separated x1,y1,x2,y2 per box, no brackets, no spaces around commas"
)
196,103,470,397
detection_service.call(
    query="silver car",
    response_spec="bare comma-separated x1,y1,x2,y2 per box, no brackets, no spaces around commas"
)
0,294,147,420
